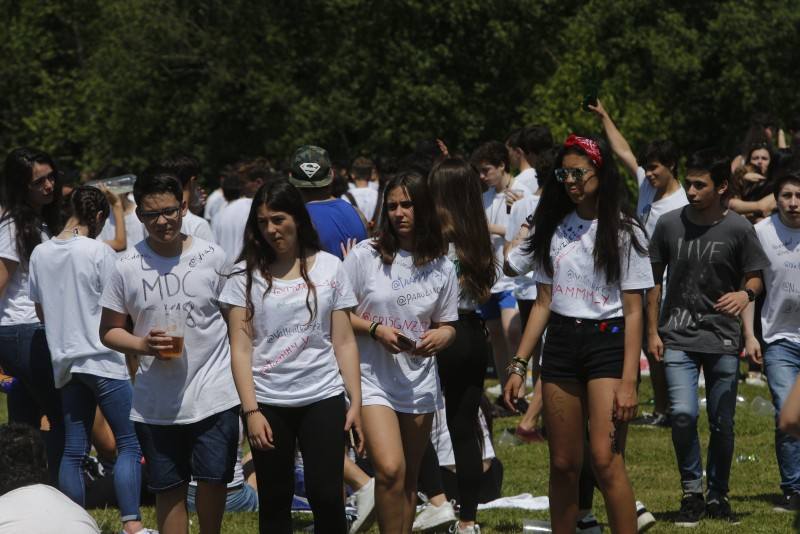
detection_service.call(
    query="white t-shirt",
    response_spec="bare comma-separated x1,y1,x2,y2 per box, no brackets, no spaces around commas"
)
29,237,129,388
0,484,100,534
343,187,379,221
213,197,252,263
343,240,459,413
505,195,540,300
99,237,239,425
483,188,516,293
219,252,357,407
203,188,226,222
636,167,688,237
446,244,479,311
97,210,147,256
0,217,48,325
430,406,494,468
514,168,538,196
755,214,800,344
182,211,214,242
534,211,654,319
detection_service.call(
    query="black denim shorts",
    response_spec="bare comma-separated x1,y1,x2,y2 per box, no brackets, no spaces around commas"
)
541,312,626,383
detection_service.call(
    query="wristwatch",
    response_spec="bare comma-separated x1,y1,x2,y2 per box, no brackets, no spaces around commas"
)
744,288,755,302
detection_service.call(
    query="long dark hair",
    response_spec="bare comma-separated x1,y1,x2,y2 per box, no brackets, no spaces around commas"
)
525,135,646,284
427,158,496,304
373,171,445,266
0,148,62,262
66,186,111,239
234,179,321,324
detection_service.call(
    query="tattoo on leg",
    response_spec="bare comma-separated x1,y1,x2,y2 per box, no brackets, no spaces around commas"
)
610,413,622,455
549,390,566,422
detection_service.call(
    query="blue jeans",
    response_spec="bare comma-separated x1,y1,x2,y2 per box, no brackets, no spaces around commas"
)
0,323,63,483
59,373,143,523
664,349,739,497
764,339,800,495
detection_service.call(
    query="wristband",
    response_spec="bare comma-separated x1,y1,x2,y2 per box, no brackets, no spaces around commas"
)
242,408,260,419
506,362,527,379
369,321,380,339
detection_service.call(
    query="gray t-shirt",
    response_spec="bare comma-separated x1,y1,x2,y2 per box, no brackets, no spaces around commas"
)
649,208,770,355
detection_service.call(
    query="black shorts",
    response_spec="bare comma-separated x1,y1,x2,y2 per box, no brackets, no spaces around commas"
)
541,312,625,383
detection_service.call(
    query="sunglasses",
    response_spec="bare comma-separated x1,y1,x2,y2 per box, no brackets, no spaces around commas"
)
138,206,181,222
554,167,594,184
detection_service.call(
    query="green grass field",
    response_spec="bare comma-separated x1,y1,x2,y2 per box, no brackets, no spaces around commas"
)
3,377,799,533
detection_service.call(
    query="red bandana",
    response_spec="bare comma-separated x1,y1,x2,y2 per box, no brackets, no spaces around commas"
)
564,134,603,169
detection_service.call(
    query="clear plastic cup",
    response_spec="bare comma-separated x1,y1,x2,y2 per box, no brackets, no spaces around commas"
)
85,174,137,195
751,395,775,417
156,307,188,359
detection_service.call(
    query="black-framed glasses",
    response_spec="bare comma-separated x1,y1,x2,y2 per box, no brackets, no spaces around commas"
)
554,167,594,183
28,172,57,189
138,206,182,222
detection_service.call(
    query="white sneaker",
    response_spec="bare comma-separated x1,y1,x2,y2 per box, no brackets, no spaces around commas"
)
412,499,457,531
636,501,656,532
348,478,376,533
448,522,481,533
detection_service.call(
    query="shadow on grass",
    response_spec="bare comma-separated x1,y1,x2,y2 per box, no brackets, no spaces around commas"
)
729,492,782,505
653,509,754,523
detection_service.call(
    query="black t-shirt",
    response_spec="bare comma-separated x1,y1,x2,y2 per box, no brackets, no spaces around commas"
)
649,207,770,354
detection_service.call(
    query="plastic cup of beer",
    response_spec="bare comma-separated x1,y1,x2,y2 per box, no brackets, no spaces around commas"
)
158,307,188,359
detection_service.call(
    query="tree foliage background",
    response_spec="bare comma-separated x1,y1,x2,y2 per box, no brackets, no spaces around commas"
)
1,0,799,180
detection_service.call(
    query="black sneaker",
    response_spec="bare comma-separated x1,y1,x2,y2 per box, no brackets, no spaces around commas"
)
674,493,705,528
773,492,800,513
706,496,740,524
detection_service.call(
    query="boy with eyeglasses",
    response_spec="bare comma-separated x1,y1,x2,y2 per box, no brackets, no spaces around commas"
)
99,170,239,534
647,149,770,527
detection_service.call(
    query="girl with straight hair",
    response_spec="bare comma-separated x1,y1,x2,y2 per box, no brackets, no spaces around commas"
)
0,147,64,482
503,135,653,534
343,171,459,533
29,186,151,534
221,179,363,534
426,158,496,533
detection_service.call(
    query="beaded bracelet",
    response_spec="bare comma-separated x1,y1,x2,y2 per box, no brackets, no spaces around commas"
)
368,321,380,339
512,357,529,368
242,408,260,419
506,362,527,378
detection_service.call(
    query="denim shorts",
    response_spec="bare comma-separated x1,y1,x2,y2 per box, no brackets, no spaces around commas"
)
541,313,625,383
477,290,517,321
135,406,239,492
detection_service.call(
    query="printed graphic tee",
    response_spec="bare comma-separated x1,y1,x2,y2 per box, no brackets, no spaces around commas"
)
649,208,770,354
29,236,128,388
755,214,800,344
100,237,239,424
219,252,357,407
534,211,654,319
343,240,459,413
0,217,48,325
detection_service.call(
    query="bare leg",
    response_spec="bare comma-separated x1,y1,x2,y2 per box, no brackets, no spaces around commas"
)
519,377,543,431
196,481,226,534
362,405,406,532
398,413,434,533
542,381,585,534
344,454,370,490
586,378,637,534
156,484,189,534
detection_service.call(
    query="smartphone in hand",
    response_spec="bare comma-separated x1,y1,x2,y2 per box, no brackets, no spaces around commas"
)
396,333,417,352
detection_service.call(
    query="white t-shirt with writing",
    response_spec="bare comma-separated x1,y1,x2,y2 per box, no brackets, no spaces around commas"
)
343,240,459,413
97,210,147,257
0,217,48,325
29,237,129,388
505,195,540,300
219,252,357,407
0,484,100,534
483,189,516,293
636,167,688,237
535,211,654,319
99,237,239,425
755,214,800,344
213,197,252,263
343,187,379,221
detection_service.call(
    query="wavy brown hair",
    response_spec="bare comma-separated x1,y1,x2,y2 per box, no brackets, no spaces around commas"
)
373,171,445,266
427,158,496,304
232,179,321,324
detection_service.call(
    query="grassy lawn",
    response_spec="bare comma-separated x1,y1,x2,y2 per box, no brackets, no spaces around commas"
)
2,376,799,533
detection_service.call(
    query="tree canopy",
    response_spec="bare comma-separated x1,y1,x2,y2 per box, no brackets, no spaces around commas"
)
1,0,798,180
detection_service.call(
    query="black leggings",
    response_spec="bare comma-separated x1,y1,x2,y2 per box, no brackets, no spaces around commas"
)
436,313,490,522
252,394,346,534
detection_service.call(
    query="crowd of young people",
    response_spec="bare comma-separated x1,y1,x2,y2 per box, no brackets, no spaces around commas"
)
1,106,800,534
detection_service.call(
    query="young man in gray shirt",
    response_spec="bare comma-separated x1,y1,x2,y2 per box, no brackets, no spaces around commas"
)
647,149,770,527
